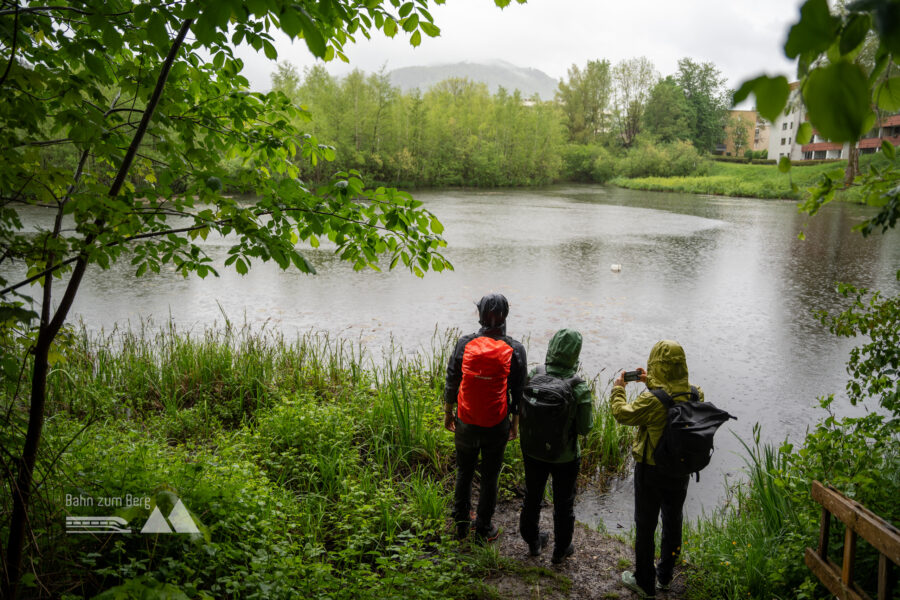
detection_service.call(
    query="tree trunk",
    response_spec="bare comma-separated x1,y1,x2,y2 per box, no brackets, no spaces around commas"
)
844,144,859,187
1,18,193,598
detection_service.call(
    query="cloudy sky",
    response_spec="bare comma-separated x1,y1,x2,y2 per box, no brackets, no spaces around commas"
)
234,0,806,96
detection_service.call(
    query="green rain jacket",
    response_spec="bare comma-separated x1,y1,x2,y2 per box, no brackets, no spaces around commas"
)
521,328,594,464
610,340,704,466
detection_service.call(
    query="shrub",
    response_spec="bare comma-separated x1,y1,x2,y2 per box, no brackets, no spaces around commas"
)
562,144,609,182
590,147,617,182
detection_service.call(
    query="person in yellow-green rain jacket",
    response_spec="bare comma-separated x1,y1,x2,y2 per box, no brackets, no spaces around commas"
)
611,340,704,598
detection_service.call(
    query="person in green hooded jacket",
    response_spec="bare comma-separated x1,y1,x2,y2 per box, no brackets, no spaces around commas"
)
611,340,704,598
518,328,593,564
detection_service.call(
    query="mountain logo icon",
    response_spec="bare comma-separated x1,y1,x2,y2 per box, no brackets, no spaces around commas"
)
140,499,200,534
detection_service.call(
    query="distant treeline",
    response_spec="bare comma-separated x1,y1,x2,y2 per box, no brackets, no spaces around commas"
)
268,56,732,188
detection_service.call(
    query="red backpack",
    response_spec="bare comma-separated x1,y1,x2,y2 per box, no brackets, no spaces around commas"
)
457,337,513,427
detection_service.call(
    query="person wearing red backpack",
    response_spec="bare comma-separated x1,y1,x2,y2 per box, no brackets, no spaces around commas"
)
444,293,527,542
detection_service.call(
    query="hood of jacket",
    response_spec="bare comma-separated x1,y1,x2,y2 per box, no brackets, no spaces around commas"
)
545,328,582,375
646,340,690,395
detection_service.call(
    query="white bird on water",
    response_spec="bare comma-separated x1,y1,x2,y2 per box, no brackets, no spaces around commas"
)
610,264,622,272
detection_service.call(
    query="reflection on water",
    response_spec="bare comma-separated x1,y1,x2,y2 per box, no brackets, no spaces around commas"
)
5,185,899,527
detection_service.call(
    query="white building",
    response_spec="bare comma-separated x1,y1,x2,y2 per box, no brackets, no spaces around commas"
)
767,82,900,161
767,84,813,161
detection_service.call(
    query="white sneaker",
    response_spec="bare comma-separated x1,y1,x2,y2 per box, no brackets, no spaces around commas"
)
621,571,653,598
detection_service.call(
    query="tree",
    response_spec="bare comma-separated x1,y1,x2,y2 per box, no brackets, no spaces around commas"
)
556,59,613,144
675,57,731,152
612,56,659,147
0,1,525,595
729,116,750,157
642,76,692,143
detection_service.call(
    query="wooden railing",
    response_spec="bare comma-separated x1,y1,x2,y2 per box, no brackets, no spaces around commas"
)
805,481,900,600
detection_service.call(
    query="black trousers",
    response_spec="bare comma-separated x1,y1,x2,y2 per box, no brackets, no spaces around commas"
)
519,454,580,553
452,418,509,534
633,461,690,595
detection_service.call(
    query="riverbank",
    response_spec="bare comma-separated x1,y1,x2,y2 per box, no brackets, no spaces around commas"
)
1,322,639,598
610,160,864,201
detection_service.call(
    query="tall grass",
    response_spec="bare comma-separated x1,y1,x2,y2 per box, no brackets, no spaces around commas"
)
582,375,635,486
3,319,636,598
683,425,812,599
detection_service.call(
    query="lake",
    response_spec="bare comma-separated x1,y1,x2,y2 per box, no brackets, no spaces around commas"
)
10,184,900,528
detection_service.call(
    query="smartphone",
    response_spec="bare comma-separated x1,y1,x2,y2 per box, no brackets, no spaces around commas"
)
623,370,642,382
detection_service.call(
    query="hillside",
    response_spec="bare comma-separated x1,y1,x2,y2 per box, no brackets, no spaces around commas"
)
388,59,558,100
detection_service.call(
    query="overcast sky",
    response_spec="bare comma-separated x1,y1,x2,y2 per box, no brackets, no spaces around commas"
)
234,0,805,98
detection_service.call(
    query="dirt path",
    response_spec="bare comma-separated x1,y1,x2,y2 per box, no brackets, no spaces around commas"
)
481,501,688,600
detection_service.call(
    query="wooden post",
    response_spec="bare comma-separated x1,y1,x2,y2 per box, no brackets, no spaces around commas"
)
843,527,858,587
819,507,831,557
878,553,893,600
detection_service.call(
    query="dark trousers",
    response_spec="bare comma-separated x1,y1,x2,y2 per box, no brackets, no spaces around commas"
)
453,418,509,534
519,454,580,553
633,461,689,595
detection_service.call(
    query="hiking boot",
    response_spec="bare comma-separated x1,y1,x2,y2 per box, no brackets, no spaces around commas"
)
656,565,672,591
621,571,654,598
474,524,500,543
454,521,470,541
528,532,549,557
550,543,574,564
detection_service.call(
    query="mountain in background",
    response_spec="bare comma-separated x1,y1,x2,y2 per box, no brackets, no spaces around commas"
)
388,60,559,100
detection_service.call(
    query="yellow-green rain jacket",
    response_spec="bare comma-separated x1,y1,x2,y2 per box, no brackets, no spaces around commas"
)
610,340,704,466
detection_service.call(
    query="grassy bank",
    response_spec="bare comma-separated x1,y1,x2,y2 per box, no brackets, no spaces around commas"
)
610,161,853,200
1,321,634,599
681,286,899,599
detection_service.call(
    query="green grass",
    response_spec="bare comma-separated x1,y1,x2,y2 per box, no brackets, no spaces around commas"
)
611,160,852,200
2,320,633,599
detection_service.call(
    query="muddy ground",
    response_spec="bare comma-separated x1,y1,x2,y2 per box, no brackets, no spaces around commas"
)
478,501,688,600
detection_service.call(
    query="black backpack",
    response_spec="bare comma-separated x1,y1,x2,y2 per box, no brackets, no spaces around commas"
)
520,366,583,461
645,386,736,480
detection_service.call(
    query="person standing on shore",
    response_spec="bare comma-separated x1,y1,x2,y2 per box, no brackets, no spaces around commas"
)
518,328,594,564
611,340,703,598
444,293,527,542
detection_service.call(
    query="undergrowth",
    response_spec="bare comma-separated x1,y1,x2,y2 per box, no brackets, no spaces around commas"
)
1,320,633,599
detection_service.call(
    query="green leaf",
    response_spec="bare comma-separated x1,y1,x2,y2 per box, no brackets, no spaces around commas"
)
872,1,900,54
410,29,421,47
298,10,327,58
402,14,419,33
785,0,840,58
796,122,813,145
235,257,248,275
420,22,440,37
399,2,414,18
874,77,900,111
733,75,790,123
147,12,169,50
778,156,792,173
263,40,278,60
280,8,303,38
384,18,397,37
881,140,896,161
840,13,871,55
802,62,874,143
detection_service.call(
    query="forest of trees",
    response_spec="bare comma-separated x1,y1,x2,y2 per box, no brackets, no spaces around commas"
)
267,55,732,187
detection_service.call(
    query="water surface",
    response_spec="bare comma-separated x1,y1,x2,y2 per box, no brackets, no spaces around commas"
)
9,185,900,527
